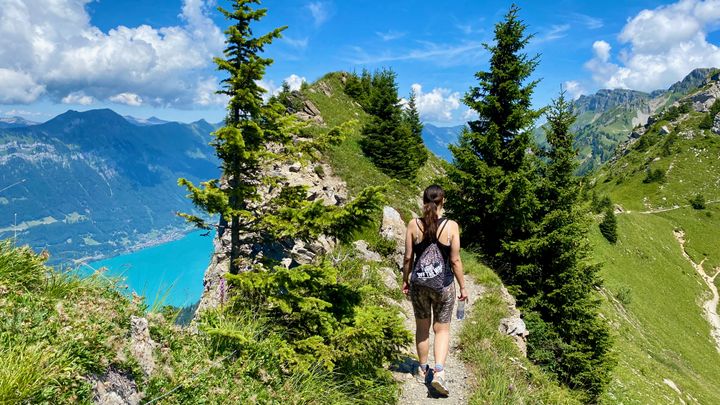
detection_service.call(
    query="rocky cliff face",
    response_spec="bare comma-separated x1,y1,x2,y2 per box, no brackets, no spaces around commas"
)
194,155,348,315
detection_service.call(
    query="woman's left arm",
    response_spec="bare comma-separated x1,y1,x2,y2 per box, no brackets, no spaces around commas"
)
402,221,415,295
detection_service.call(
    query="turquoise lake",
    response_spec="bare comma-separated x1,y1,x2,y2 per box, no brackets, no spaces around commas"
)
88,231,215,308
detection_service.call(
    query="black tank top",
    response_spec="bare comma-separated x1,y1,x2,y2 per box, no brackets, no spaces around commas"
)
413,218,454,287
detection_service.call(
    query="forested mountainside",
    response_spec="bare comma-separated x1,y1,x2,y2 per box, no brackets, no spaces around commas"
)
0,109,219,263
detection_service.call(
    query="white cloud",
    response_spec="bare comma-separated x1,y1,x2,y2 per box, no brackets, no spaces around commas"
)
585,0,720,91
0,0,225,106
61,91,94,105
284,74,306,91
193,76,228,106
376,30,405,41
563,81,585,100
349,40,485,66
463,108,479,121
536,24,571,43
0,69,45,103
570,13,603,30
283,36,309,49
307,2,329,26
410,83,461,123
109,92,143,106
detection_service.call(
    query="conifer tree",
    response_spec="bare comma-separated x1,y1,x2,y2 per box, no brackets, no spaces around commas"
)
178,0,382,274
516,91,614,399
599,206,618,244
404,90,429,170
445,4,542,277
360,69,426,180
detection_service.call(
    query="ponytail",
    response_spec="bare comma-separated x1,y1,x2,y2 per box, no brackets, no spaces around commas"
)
421,185,445,242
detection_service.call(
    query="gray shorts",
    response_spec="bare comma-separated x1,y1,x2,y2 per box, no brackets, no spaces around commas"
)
409,283,455,323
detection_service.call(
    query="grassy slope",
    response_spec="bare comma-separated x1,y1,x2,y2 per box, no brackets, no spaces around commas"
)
303,72,576,403
590,107,720,403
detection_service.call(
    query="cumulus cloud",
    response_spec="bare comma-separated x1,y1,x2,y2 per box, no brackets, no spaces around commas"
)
0,69,45,103
0,0,225,106
284,74,306,91
109,93,143,106
410,84,461,123
61,91,94,105
563,81,585,100
585,0,720,91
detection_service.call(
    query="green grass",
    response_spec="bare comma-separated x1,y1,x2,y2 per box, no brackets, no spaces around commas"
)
459,252,582,404
302,72,446,220
589,212,720,404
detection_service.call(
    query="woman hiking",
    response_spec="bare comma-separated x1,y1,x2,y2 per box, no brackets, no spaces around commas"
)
402,184,468,396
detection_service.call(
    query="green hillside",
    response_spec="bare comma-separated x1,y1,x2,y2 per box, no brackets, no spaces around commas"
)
589,80,720,403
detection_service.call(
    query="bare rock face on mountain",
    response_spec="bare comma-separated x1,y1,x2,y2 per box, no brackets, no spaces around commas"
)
295,99,324,124
380,206,407,269
713,114,720,135
498,285,529,356
690,82,720,112
194,159,347,316
130,316,157,377
90,368,142,405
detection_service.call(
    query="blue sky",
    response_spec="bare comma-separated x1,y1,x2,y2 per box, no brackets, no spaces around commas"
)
2,0,720,125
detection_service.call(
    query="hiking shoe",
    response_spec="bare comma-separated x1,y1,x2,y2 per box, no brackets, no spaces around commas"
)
431,371,449,396
415,366,429,384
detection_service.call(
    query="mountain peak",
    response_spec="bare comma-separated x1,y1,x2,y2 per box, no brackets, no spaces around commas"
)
667,67,717,95
43,109,131,130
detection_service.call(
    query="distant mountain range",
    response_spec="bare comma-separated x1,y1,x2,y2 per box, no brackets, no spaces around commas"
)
0,116,38,129
421,123,464,161
0,109,219,263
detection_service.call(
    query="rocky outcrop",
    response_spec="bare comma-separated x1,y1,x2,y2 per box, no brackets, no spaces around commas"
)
713,114,720,135
690,82,720,112
194,159,348,317
353,240,382,262
129,316,157,377
90,368,142,405
295,99,324,124
380,206,407,269
498,285,529,356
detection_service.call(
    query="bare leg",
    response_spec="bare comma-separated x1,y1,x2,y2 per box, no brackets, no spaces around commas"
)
415,318,431,365
433,321,451,368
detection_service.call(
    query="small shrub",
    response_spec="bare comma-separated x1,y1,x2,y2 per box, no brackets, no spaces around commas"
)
643,168,666,184
616,285,632,305
313,164,325,178
689,194,706,210
367,235,397,258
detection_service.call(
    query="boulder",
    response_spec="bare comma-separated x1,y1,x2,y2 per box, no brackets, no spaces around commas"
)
380,206,406,269
659,125,671,135
130,316,157,377
353,240,382,262
712,114,720,135
90,368,142,405
379,266,399,290
499,316,529,357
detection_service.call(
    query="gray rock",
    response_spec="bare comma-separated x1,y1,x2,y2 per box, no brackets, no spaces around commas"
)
90,368,142,405
303,99,322,117
380,206,406,269
499,317,529,337
660,125,671,135
353,240,382,262
712,114,720,135
379,266,399,290
130,316,156,377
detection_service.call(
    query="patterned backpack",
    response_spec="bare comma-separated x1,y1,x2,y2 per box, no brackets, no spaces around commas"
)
411,218,449,292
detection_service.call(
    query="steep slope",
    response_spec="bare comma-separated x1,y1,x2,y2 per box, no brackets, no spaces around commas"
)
566,68,717,173
0,109,218,263
590,78,720,403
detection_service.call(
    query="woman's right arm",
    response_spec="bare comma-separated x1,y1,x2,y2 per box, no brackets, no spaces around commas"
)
450,221,468,301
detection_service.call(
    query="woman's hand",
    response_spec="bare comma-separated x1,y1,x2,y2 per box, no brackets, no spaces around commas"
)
402,280,410,295
458,286,469,301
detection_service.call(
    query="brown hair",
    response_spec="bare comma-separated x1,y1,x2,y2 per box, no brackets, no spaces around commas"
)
421,184,445,242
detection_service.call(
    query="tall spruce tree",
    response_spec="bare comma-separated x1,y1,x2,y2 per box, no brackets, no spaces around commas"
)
515,91,614,399
178,0,382,274
445,4,542,279
404,90,429,171
360,69,426,180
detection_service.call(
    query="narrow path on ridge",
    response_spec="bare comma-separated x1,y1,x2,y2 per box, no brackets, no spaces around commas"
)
673,230,720,353
394,275,484,404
